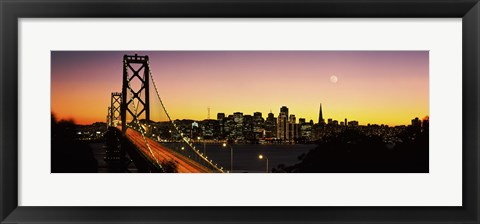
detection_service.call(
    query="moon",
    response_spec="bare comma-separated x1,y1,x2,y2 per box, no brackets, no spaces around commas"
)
330,75,338,83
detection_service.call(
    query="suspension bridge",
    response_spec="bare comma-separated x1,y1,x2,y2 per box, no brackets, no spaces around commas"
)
105,54,224,173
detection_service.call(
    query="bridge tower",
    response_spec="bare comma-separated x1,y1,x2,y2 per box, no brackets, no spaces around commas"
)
119,54,151,171
121,54,150,134
106,106,111,128
110,92,122,126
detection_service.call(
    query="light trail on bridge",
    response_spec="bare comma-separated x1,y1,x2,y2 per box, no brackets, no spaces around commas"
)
107,54,223,173
121,127,213,173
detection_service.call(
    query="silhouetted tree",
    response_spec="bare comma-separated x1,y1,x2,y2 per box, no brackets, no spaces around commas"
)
51,113,98,173
275,128,428,173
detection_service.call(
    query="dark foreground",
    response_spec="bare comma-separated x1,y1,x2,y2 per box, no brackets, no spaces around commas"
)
51,117,428,173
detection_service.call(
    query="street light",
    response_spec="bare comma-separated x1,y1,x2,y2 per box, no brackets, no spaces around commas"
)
222,142,233,173
259,154,269,173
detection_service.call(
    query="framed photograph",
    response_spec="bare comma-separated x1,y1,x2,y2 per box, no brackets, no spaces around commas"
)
1,0,479,223
50,50,430,174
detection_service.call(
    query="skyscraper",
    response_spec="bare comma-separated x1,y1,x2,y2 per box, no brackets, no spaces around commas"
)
277,106,289,141
233,112,243,124
280,106,289,118
289,114,296,124
288,114,298,142
299,118,306,124
253,112,263,122
265,112,277,138
217,113,226,137
318,103,325,126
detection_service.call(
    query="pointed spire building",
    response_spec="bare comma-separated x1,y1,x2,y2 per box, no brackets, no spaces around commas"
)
318,103,325,126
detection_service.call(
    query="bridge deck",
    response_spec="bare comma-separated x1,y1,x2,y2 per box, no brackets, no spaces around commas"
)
122,127,212,173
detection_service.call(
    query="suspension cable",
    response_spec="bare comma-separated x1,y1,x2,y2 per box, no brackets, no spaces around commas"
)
147,61,224,173
124,60,164,172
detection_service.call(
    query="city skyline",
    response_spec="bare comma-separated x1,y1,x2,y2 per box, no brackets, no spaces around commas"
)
153,104,426,127
51,51,429,126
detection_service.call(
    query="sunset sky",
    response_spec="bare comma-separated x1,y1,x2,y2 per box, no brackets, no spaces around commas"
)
51,51,429,126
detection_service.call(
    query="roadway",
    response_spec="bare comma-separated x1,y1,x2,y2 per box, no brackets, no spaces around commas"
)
121,127,213,173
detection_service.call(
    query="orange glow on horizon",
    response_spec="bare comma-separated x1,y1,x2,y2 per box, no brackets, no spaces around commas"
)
51,51,429,127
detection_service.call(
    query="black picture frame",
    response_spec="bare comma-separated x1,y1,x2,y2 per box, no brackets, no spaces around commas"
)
1,0,479,223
